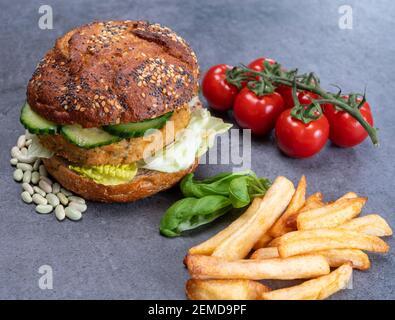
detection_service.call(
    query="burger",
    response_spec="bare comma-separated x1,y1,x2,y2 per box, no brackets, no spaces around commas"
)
20,20,231,202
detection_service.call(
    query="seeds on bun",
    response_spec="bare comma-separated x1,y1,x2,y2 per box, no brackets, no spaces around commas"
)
27,20,200,127
21,21,231,203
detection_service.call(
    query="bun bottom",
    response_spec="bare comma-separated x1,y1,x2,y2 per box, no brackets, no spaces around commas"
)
42,156,198,203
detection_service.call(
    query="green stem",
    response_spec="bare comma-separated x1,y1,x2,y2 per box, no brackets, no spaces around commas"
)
228,66,379,145
273,78,378,146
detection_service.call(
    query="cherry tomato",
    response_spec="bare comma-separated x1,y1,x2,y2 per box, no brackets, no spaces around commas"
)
248,57,276,71
297,91,320,105
248,57,295,109
202,64,238,111
233,87,285,135
275,109,329,158
240,57,275,88
323,97,373,148
274,85,294,109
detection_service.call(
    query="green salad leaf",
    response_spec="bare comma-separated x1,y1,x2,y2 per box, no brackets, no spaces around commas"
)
160,170,271,237
159,196,232,237
180,171,252,198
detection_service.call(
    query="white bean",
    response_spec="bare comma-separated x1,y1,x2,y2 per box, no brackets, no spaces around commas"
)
52,182,60,194
65,207,82,221
57,192,69,205
10,158,18,166
36,204,53,214
40,176,53,185
17,163,33,171
22,170,32,183
17,135,26,148
46,193,60,207
33,159,41,171
16,153,36,163
32,194,47,205
68,196,86,204
20,147,28,155
60,188,72,196
31,171,40,184
39,165,47,177
21,191,32,203
13,169,23,182
11,146,20,158
22,182,34,195
55,205,66,221
33,186,46,197
39,179,52,193
68,201,87,213
25,139,32,147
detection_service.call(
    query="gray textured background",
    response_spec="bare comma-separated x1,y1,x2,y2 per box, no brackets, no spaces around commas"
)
0,0,394,299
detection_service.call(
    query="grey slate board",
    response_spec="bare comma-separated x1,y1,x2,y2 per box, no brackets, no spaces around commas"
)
0,0,394,299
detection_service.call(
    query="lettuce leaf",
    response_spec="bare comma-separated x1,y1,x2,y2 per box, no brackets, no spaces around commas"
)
142,109,232,173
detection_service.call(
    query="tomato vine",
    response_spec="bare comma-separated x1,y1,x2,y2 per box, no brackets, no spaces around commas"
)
226,61,378,145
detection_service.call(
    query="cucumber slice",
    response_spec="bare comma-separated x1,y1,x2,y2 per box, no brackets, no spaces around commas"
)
61,125,121,149
20,102,58,134
103,112,173,138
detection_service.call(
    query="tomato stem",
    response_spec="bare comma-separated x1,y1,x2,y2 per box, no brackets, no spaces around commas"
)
274,78,378,145
227,65,379,146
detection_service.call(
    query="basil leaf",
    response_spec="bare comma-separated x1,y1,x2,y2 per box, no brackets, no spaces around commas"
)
229,176,251,208
258,177,272,191
200,172,234,184
159,195,232,237
180,171,253,198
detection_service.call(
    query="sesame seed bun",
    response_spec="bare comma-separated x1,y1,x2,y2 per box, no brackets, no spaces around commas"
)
42,155,198,203
27,20,200,128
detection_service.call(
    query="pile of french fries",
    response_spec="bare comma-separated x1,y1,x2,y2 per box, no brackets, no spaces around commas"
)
184,176,392,300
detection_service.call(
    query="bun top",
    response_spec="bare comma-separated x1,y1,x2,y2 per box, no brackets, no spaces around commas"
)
27,20,199,127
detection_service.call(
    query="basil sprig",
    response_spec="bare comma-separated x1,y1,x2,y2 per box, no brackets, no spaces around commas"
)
159,171,271,237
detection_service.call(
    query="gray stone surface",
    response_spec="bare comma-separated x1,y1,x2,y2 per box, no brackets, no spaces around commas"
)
0,0,394,299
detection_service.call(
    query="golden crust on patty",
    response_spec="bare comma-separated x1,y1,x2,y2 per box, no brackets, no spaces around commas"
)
27,20,199,127
43,156,198,202
38,105,191,166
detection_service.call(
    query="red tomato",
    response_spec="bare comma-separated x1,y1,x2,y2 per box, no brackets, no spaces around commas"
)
297,91,320,105
275,85,294,109
275,109,329,158
202,64,238,112
248,57,295,109
241,57,276,88
323,98,373,148
233,87,285,135
248,57,276,71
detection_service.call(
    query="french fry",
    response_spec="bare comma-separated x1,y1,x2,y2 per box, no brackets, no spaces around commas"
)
277,228,389,258
262,264,352,300
186,279,270,300
268,176,306,238
185,254,330,280
188,197,263,255
317,249,370,270
337,192,358,200
250,247,280,259
286,192,358,231
252,233,273,250
251,247,370,270
285,192,324,229
212,176,295,260
267,237,282,247
296,197,367,230
340,214,393,237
